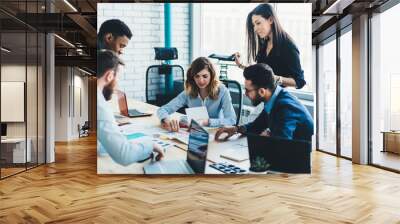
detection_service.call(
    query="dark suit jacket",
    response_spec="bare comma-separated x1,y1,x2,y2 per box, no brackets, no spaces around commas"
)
244,89,314,142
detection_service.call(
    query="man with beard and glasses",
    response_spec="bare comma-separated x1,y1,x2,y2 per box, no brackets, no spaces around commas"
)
97,19,132,55
97,50,164,166
215,63,313,142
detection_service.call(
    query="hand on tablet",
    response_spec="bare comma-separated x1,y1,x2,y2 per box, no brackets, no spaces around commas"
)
215,127,237,142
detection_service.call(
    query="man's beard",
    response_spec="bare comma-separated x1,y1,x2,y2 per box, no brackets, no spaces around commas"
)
102,79,116,101
251,93,263,106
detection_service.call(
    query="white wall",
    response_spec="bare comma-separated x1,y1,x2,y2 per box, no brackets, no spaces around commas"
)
54,66,69,141
1,65,26,139
97,3,190,102
1,65,39,137
1,64,46,164
72,73,89,138
54,67,89,141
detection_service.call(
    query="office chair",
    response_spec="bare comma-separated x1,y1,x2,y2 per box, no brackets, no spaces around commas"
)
78,121,90,138
221,79,242,125
145,64,186,113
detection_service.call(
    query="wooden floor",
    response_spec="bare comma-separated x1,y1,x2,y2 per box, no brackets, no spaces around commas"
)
372,150,400,171
1,135,400,223
0,167,26,178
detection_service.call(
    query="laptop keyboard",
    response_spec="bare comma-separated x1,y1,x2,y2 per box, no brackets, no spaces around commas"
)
128,109,146,116
210,162,247,174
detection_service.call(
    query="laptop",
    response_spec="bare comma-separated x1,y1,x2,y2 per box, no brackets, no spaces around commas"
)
143,120,209,174
117,90,152,118
247,134,312,173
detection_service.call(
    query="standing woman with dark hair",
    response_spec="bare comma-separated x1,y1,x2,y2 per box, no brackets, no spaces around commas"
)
234,3,306,89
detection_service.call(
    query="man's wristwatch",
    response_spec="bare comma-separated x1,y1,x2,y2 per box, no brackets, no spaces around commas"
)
235,125,246,134
277,76,283,86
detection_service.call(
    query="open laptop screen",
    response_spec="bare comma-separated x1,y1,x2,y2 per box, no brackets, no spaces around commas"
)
187,120,209,173
116,90,152,117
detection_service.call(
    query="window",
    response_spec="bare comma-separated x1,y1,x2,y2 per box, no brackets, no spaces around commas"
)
317,36,337,154
340,29,352,158
195,3,312,92
371,3,400,171
0,0,47,179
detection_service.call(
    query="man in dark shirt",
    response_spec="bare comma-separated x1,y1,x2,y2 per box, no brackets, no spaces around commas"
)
215,63,314,142
97,19,132,55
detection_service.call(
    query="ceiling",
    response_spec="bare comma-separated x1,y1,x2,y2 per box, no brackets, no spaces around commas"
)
311,0,391,44
0,0,97,73
0,0,394,73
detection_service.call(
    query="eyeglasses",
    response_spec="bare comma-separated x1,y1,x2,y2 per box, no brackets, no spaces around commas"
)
245,88,258,95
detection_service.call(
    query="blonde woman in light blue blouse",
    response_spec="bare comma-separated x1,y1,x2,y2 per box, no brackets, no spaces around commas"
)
157,57,236,132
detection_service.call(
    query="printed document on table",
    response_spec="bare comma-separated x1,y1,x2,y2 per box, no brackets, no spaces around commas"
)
185,106,209,124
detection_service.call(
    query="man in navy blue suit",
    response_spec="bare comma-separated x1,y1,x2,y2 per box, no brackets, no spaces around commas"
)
215,63,314,142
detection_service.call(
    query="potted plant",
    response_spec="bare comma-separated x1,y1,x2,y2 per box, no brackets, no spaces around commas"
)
249,156,270,173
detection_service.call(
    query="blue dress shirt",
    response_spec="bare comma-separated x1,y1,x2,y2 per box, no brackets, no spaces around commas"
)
157,84,236,127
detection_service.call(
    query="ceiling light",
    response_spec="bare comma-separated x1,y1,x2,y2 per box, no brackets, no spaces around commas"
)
54,34,75,48
63,0,78,12
78,67,93,76
1,47,11,53
322,0,354,15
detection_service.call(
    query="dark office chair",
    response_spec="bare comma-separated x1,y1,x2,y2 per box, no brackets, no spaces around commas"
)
221,79,242,125
145,64,186,113
78,121,90,138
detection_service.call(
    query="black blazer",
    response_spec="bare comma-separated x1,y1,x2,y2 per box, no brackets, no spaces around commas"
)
256,38,306,89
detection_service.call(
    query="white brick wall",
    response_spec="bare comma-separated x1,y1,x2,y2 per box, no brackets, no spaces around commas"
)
98,3,190,102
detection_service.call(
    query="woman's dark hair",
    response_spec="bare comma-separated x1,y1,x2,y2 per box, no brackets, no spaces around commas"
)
246,3,295,63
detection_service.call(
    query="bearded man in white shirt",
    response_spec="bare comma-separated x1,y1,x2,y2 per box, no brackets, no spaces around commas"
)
97,50,164,165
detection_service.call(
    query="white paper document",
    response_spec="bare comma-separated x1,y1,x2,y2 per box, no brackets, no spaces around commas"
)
220,148,249,162
185,106,209,125
160,130,190,145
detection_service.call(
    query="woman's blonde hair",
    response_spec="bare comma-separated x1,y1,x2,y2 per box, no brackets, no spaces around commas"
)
185,57,220,100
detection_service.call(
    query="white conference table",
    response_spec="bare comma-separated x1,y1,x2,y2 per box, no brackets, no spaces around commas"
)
97,99,250,175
